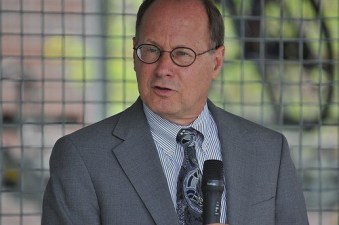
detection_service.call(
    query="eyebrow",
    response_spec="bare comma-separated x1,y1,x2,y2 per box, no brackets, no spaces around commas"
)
140,40,195,51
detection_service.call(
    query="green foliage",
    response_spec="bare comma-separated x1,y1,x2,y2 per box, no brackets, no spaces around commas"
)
44,36,94,82
105,0,338,125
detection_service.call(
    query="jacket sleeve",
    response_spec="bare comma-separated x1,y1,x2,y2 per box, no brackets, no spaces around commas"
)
275,135,309,225
41,137,100,225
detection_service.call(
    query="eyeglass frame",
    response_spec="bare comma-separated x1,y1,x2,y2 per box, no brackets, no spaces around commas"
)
133,44,217,67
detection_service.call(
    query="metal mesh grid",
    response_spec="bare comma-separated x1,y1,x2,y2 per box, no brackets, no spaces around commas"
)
0,0,338,224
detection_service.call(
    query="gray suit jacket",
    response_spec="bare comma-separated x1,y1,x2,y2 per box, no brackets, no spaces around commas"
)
42,98,309,225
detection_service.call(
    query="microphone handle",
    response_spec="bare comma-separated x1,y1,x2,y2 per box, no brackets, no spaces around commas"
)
203,180,223,224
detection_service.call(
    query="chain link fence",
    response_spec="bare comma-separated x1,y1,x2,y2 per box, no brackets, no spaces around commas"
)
0,0,338,224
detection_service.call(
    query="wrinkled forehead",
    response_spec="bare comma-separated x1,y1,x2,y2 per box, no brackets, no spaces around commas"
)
137,0,210,43
142,0,207,23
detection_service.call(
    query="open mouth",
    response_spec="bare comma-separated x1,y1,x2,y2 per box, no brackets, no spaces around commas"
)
153,85,174,96
156,86,171,91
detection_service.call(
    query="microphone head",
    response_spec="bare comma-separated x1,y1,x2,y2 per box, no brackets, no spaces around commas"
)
202,160,224,182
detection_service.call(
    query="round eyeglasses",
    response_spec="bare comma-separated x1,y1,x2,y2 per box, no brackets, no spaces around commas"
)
133,44,215,67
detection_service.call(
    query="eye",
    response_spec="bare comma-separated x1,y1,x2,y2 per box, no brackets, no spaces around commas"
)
142,45,159,54
173,48,195,58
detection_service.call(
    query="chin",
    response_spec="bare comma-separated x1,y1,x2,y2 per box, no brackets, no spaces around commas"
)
153,104,176,115
149,101,177,116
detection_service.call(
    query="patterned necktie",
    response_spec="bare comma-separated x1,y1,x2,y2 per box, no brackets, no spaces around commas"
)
176,128,203,225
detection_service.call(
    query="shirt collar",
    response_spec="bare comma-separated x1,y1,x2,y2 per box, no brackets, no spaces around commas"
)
143,103,213,156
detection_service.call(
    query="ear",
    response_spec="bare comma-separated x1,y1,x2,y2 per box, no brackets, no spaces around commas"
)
211,45,225,79
133,36,137,47
133,37,137,71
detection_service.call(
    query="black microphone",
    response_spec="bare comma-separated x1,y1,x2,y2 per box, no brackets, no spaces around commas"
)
202,160,224,224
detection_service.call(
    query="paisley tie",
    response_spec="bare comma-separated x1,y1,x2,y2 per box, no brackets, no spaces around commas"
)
176,128,203,225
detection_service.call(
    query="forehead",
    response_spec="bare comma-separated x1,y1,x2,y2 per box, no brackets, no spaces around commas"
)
138,0,210,46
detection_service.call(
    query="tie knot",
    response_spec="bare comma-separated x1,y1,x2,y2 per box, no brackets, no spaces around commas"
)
176,127,197,148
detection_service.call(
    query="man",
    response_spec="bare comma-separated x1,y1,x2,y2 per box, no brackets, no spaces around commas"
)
42,0,309,224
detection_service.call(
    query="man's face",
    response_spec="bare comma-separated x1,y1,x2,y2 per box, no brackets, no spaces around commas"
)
134,0,224,125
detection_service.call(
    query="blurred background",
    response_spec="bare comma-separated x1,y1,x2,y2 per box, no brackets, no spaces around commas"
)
0,0,338,224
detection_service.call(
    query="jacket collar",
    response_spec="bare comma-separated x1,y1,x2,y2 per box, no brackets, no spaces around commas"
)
111,98,254,225
208,100,255,224
111,98,179,225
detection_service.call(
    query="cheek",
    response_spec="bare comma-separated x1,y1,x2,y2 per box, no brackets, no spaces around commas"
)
136,73,147,89
190,67,214,87
135,63,145,81
135,67,151,91
191,73,214,97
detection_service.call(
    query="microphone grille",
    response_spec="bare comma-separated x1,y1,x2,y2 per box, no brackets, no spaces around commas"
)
202,160,224,181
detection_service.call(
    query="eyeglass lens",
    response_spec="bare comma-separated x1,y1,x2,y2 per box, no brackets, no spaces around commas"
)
136,44,197,67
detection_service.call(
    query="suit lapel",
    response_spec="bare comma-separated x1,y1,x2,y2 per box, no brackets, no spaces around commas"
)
111,99,255,224
111,99,179,225
208,101,256,225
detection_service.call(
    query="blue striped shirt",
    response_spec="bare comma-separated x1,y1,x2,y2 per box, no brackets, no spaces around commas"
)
143,103,227,223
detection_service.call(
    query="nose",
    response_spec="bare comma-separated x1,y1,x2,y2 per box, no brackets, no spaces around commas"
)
154,51,175,76
159,51,174,65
